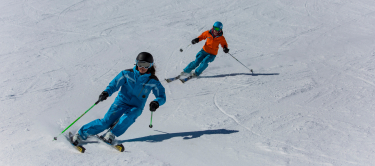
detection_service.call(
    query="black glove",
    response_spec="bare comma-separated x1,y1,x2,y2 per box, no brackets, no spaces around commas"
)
149,101,159,112
98,91,109,102
191,38,199,44
223,47,229,53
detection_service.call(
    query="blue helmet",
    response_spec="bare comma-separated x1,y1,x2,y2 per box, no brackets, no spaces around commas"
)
213,21,223,30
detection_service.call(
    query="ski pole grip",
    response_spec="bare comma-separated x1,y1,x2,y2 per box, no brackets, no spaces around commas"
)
95,100,100,105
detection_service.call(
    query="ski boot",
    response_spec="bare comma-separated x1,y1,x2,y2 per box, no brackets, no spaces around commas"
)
191,72,198,78
72,132,83,146
180,71,190,77
102,131,115,144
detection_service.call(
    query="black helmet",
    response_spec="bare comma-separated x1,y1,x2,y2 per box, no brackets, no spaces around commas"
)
136,52,154,63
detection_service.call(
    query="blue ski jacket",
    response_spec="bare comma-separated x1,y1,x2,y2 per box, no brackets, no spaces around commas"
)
104,66,166,109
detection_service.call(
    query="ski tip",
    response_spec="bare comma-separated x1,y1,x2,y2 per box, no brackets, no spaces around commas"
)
115,144,125,152
76,146,86,153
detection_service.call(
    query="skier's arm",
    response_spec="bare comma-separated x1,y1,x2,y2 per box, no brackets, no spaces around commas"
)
220,36,228,49
104,71,127,96
197,31,209,42
151,81,166,106
221,36,229,53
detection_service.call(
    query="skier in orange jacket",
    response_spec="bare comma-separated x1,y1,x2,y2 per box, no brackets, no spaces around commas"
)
181,21,229,77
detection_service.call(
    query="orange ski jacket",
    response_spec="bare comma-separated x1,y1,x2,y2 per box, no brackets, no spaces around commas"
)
198,30,228,55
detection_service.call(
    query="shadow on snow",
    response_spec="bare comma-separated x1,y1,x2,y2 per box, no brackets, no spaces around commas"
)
199,72,279,78
118,129,239,143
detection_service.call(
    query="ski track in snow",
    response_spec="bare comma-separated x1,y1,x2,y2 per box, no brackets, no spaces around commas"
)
1,0,375,165
212,77,257,134
212,78,359,165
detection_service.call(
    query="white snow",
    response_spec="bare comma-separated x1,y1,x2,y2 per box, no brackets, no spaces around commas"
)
1,0,375,165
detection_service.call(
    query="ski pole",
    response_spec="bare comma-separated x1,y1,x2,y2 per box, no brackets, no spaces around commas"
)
100,119,120,137
149,112,153,128
53,100,100,141
228,53,253,74
180,44,192,52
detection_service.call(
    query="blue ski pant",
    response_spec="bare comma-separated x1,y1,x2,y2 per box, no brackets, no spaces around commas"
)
183,49,216,76
78,101,142,140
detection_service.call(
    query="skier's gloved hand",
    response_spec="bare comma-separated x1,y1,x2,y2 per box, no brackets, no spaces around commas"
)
149,101,159,112
191,38,199,44
223,47,229,53
98,91,109,102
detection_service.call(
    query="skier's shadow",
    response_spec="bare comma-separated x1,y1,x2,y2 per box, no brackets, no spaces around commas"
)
117,129,239,143
199,72,279,78
80,141,99,145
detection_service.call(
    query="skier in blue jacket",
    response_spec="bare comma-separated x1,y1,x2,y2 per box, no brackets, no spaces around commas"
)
72,52,166,145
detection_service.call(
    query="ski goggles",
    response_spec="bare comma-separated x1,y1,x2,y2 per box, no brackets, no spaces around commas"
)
136,60,153,68
213,26,221,31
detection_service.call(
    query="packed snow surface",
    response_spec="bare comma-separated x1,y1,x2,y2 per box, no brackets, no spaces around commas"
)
1,0,375,165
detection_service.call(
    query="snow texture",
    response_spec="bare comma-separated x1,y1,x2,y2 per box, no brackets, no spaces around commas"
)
1,0,375,165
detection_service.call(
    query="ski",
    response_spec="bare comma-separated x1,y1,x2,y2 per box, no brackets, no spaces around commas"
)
179,76,194,83
165,75,180,83
94,135,125,152
65,132,86,153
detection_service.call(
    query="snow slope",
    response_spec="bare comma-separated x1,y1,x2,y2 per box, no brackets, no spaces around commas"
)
1,0,375,165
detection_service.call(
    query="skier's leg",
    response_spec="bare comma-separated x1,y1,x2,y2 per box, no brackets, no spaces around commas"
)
194,54,216,76
183,49,207,73
78,102,127,139
110,107,142,137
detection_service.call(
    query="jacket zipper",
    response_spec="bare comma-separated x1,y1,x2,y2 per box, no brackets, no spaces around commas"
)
138,84,145,97
137,76,152,97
